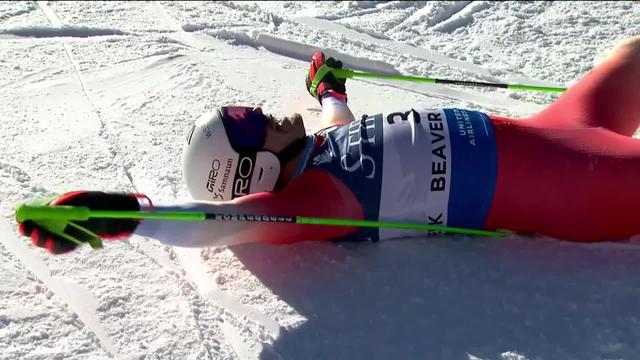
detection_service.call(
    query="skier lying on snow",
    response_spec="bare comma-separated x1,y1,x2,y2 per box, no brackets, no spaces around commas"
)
17,37,640,254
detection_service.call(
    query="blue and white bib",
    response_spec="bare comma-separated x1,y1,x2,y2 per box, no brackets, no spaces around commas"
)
305,108,498,241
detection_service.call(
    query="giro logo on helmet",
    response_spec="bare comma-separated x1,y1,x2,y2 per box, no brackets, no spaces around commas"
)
206,158,234,201
206,159,221,193
233,154,255,198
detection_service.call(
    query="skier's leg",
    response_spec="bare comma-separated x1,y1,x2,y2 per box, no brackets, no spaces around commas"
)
486,123,640,242
530,36,640,136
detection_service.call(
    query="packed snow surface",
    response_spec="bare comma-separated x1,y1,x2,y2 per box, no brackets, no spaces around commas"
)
1,1,640,359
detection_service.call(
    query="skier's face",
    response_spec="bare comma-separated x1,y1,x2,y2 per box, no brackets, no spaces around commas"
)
256,108,307,154
220,107,306,154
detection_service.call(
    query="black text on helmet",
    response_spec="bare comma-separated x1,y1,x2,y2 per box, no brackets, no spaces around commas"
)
233,153,256,198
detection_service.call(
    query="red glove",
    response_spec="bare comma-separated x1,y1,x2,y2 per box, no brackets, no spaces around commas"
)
17,191,149,254
306,51,348,103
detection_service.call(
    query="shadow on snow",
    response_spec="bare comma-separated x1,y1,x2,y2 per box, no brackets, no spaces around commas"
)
230,236,640,360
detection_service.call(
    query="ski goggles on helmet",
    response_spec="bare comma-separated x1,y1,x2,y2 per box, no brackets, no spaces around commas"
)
220,106,269,152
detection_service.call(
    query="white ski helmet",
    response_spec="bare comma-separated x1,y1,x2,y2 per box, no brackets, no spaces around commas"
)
182,107,281,201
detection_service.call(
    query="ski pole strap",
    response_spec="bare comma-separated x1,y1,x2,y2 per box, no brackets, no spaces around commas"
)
331,68,567,93
16,205,508,238
308,64,333,99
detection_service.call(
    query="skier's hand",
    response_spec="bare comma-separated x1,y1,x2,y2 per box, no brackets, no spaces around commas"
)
306,51,347,103
17,191,148,254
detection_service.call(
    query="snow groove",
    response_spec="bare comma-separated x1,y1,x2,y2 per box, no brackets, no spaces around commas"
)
430,1,491,33
217,1,284,30
0,2,37,21
0,217,119,357
386,1,470,33
1,26,126,38
423,1,473,31
35,1,140,194
0,162,32,184
256,32,398,75
124,238,282,359
36,2,103,128
315,3,384,21
174,247,282,338
123,242,216,360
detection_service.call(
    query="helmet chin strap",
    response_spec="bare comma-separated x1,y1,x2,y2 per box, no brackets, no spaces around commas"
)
274,136,308,190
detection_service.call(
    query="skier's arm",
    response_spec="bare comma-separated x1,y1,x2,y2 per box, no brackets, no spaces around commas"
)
17,171,362,254
320,95,355,128
135,169,363,247
306,51,355,127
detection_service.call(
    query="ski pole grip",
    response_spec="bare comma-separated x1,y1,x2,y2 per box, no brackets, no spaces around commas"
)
15,205,91,222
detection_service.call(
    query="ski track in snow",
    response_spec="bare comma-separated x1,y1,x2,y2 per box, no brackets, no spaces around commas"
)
1,1,640,359
402,1,471,32
0,217,117,357
0,2,37,22
36,1,140,193
1,25,127,38
429,1,490,33
2,2,233,359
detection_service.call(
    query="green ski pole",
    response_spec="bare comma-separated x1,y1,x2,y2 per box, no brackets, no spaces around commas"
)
323,67,566,93
16,204,508,239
